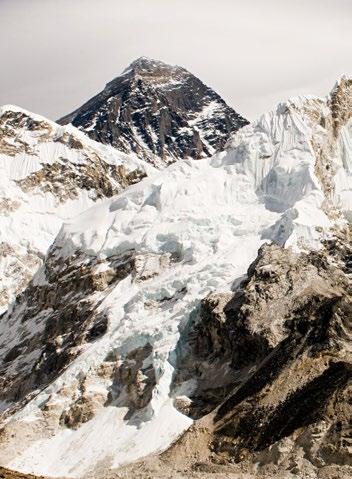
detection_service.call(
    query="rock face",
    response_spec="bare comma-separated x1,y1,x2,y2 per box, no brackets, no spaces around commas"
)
0,105,152,313
58,57,249,166
165,229,351,477
192,231,352,474
330,75,352,136
0,78,352,478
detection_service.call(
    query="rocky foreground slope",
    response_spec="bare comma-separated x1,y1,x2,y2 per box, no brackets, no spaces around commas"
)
212,234,352,469
0,77,352,478
58,57,248,166
116,230,352,479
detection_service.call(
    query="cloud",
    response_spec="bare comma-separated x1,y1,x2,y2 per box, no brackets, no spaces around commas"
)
0,0,351,120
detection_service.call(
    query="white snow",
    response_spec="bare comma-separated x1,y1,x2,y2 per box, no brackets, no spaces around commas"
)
189,100,222,125
334,118,352,219
2,91,352,477
10,400,191,478
0,105,156,313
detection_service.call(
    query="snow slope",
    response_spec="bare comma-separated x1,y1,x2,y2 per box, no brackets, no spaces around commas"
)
1,79,352,477
0,105,155,313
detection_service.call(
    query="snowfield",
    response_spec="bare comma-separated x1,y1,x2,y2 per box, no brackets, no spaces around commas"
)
0,104,155,313
1,82,352,477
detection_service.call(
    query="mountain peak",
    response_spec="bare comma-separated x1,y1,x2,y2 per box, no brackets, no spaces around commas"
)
109,56,186,90
58,60,248,165
122,56,175,74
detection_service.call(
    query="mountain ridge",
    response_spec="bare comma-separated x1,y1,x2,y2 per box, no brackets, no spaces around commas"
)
0,75,352,479
0,103,154,314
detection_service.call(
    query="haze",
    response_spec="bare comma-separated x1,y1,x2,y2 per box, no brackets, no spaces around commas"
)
1,0,351,120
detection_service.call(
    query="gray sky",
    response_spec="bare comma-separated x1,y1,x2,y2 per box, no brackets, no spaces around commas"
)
1,0,351,121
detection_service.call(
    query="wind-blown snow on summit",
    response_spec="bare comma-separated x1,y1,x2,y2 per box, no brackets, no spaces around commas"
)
58,57,249,166
1,78,352,477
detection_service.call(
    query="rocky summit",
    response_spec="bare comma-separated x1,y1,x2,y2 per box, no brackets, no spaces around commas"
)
0,66,352,479
58,57,249,166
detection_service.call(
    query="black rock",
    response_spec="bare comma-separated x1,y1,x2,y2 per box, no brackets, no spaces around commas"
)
58,57,249,166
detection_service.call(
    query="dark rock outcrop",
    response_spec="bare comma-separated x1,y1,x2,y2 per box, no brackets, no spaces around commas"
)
0,248,135,407
172,228,352,474
58,57,248,166
110,343,156,411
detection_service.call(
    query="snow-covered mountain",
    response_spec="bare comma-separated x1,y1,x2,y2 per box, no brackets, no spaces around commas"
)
0,58,248,315
58,57,249,166
0,105,155,314
0,77,351,478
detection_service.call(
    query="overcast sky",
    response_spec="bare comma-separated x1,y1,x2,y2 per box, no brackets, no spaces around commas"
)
1,0,351,121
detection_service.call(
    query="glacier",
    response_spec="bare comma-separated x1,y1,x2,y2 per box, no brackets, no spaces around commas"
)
0,80,352,477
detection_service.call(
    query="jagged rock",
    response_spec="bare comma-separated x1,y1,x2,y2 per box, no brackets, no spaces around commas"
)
330,76,352,136
171,292,241,418
58,57,249,166
112,343,156,410
59,393,105,430
16,159,146,201
182,232,352,473
174,396,194,416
